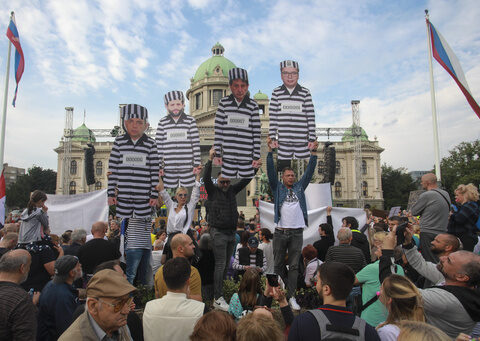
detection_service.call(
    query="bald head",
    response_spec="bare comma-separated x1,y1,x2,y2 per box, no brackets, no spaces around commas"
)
170,233,195,258
421,173,438,190
170,233,189,252
0,249,31,274
91,221,107,237
0,232,18,249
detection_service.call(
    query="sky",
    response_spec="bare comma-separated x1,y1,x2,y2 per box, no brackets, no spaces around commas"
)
0,0,479,174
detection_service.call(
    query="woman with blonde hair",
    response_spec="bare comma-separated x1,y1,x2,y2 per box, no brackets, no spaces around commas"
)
377,274,424,340
448,183,480,251
397,320,450,341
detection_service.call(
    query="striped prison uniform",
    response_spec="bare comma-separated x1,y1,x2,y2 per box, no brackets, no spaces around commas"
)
108,133,159,219
125,218,152,250
269,83,316,160
155,113,201,188
214,94,261,178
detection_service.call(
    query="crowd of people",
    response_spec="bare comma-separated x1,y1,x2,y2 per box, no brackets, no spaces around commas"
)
0,57,479,340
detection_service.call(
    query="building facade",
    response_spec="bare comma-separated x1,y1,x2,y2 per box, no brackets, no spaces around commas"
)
55,43,384,210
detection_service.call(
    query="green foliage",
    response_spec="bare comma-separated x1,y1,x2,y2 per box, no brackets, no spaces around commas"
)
441,140,480,198
381,164,416,210
133,285,156,307
223,277,240,303
295,287,322,309
6,166,57,209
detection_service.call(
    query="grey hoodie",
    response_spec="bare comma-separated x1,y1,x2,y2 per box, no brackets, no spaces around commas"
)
404,246,478,338
18,207,49,244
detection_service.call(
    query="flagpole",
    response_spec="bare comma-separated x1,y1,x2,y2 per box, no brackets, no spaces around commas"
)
425,9,442,181
0,12,14,175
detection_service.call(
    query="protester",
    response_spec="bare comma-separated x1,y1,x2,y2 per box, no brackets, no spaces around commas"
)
379,225,480,338
376,274,425,340
18,190,48,244
302,244,321,288
190,310,236,341
268,59,316,163
396,320,451,341
213,67,261,179
288,262,380,340
232,237,266,277
266,136,318,310
59,269,136,340
204,146,254,311
154,233,202,302
342,216,371,263
196,233,215,301
0,232,18,257
124,217,153,286
37,255,82,340
237,312,284,341
312,207,335,262
355,244,404,327
143,257,206,341
151,237,165,276
448,183,480,251
156,90,202,188
258,228,274,274
78,221,121,277
0,249,37,341
410,173,451,263
228,268,271,320
60,230,72,247
63,228,87,257
325,227,366,273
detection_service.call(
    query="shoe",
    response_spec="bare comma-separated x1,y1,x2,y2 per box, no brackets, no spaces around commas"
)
289,297,301,311
214,297,229,311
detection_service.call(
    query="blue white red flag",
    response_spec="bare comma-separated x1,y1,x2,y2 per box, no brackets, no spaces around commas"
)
6,18,25,107
427,19,480,119
0,171,5,226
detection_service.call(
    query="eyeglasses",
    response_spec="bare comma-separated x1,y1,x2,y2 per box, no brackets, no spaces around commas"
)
219,180,231,185
281,71,299,77
96,296,133,313
177,193,187,197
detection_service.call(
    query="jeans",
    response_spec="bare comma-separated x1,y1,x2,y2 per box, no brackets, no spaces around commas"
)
273,228,303,298
125,248,151,285
211,228,236,300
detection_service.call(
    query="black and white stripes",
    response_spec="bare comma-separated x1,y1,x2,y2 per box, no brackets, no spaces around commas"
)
228,67,249,83
122,104,149,121
269,84,316,160
108,134,159,218
280,60,299,70
214,94,261,178
155,113,200,187
164,91,184,105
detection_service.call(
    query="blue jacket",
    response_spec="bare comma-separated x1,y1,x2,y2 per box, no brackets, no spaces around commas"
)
267,152,317,226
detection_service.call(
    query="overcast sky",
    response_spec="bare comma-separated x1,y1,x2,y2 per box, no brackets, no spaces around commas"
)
1,0,479,174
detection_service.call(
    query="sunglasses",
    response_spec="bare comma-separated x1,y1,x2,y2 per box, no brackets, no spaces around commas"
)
177,193,187,197
96,296,133,313
219,180,231,185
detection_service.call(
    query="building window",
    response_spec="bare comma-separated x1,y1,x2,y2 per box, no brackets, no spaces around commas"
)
96,161,103,176
95,181,102,190
70,160,77,175
362,160,367,175
335,182,342,198
195,93,202,110
69,181,76,195
317,160,325,174
258,104,265,115
335,161,341,175
362,181,368,197
212,90,223,106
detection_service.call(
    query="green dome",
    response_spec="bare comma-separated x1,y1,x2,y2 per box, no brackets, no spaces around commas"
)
72,123,96,143
341,125,369,142
253,90,268,100
192,43,236,83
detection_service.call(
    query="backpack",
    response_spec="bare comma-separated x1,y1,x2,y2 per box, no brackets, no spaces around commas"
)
308,309,366,341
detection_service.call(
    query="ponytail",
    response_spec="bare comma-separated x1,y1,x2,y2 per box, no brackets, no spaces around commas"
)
27,190,47,215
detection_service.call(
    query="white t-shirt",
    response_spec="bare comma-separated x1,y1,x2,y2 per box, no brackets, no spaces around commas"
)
277,201,305,228
377,324,400,341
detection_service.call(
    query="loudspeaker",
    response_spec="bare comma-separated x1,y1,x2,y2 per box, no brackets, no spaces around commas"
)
323,145,336,185
84,144,96,185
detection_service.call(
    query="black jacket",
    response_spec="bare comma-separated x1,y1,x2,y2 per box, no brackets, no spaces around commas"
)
204,160,252,231
351,230,371,264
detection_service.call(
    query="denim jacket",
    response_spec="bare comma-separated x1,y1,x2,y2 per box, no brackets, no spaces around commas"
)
267,152,317,226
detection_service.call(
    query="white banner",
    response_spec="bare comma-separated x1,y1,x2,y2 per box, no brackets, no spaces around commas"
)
259,199,366,248
46,189,109,235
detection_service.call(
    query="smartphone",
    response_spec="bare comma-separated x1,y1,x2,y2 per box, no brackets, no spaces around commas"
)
396,222,408,245
266,274,279,287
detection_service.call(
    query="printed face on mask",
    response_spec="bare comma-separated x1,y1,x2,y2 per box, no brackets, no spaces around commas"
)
166,99,185,117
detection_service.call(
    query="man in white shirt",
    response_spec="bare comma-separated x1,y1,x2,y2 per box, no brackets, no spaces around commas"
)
143,257,205,341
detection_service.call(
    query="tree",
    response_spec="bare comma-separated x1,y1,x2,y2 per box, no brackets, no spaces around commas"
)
381,164,416,210
6,166,57,209
440,139,480,197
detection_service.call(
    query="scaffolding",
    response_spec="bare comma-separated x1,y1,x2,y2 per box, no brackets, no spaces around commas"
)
62,107,74,195
351,100,364,209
